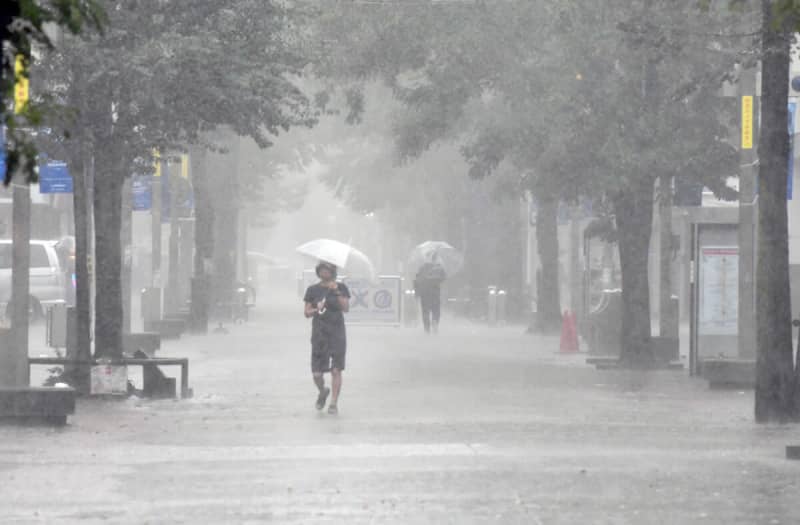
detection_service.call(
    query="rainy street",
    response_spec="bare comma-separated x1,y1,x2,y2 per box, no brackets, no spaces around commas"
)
7,2,800,523
1,296,798,524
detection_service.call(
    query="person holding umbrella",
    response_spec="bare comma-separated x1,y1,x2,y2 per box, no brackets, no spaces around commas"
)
303,261,350,414
414,253,447,334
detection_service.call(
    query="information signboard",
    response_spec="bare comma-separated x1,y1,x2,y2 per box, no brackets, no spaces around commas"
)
39,161,72,193
342,276,402,326
298,270,402,326
132,174,152,211
698,246,739,336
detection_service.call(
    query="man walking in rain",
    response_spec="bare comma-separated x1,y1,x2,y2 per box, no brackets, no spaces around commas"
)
304,262,350,414
414,254,447,333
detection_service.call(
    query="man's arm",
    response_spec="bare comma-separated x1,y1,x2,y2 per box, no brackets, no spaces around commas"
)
337,293,350,313
304,302,318,318
333,283,350,313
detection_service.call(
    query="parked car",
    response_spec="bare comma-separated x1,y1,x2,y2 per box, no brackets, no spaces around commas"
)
0,239,72,321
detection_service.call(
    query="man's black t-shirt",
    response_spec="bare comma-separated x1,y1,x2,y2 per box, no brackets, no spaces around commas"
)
304,282,351,338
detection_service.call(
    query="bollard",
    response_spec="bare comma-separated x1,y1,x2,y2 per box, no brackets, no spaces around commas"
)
487,286,498,326
141,287,162,329
496,290,507,325
232,286,249,323
46,302,68,349
403,290,418,327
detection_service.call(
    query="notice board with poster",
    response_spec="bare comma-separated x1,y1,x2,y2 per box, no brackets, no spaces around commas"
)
341,276,403,326
689,221,741,375
698,246,739,336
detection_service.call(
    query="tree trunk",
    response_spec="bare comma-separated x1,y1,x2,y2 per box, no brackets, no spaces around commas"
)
614,177,656,367
212,203,238,315
121,177,133,333
6,181,29,387
658,173,675,337
93,152,124,359
535,195,561,333
755,0,795,423
190,148,212,333
67,149,92,392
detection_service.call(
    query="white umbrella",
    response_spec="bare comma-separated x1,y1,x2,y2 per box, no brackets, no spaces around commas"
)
296,239,377,282
408,241,464,276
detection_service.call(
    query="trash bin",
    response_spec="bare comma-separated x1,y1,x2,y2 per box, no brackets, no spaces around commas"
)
587,289,622,356
232,285,249,323
47,302,68,349
487,286,498,326
141,287,162,327
403,290,417,327
496,290,507,325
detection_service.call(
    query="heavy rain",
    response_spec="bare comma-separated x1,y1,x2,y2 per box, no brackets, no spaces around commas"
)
1,1,800,523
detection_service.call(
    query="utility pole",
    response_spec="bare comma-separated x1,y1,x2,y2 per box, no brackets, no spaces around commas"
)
738,68,758,359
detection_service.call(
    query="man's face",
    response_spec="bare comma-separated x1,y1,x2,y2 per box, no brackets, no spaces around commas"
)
319,267,333,281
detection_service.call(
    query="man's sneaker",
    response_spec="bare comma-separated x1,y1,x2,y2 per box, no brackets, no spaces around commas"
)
327,404,338,415
316,387,330,410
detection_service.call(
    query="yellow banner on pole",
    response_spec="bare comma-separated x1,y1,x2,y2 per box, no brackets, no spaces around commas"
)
741,96,754,150
180,154,189,179
153,149,161,177
14,55,29,114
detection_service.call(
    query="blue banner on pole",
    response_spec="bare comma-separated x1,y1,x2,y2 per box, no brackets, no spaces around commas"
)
0,128,6,176
132,174,152,210
39,161,72,193
789,101,796,200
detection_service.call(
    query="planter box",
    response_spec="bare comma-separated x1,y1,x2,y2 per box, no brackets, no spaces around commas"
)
0,387,76,426
701,359,755,389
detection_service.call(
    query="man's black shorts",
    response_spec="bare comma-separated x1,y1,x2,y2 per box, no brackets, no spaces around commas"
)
311,332,346,373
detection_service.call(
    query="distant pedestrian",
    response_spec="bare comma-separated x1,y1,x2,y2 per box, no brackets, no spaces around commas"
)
414,254,447,333
303,262,350,415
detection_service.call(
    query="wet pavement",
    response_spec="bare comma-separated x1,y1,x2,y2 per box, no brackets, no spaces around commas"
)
2,301,800,524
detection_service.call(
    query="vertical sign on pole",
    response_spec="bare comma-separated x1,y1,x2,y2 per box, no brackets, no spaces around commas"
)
741,96,754,150
14,55,29,114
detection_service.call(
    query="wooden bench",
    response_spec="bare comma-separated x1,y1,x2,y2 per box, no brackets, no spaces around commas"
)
29,357,191,398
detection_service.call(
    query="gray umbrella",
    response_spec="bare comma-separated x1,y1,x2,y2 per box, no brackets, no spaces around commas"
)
408,241,464,276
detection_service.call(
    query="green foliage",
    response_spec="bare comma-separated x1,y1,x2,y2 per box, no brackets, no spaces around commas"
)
1,0,105,184
317,0,748,211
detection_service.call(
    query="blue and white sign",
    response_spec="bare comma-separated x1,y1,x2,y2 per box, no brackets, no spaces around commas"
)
298,271,403,326
342,276,402,326
39,161,72,193
132,174,152,211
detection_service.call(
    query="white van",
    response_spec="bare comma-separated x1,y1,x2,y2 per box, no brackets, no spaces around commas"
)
0,240,70,320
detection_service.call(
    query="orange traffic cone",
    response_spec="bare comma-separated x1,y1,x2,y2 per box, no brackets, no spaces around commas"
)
559,310,579,354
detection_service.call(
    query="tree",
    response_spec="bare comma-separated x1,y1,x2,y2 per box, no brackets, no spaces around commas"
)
754,0,795,422
1,0,104,183
40,0,315,358
316,1,743,354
